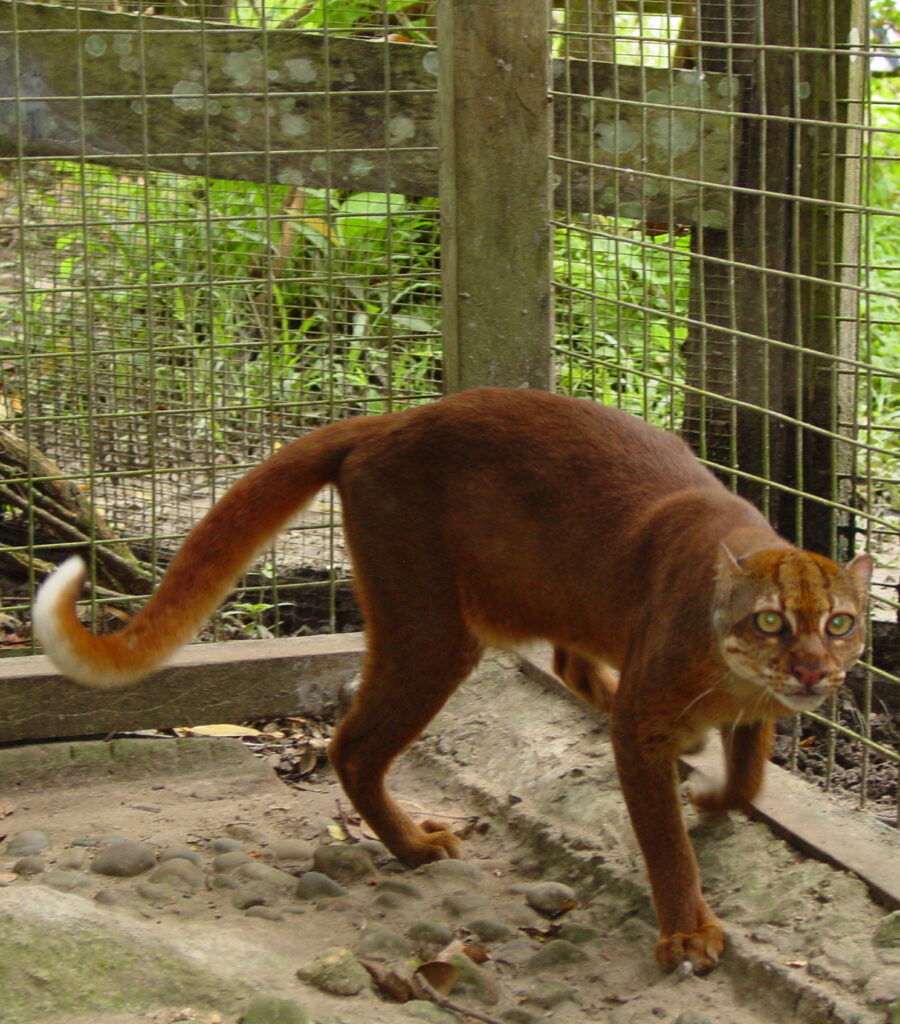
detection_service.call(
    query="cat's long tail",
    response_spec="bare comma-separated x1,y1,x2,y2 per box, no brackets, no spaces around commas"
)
33,415,391,689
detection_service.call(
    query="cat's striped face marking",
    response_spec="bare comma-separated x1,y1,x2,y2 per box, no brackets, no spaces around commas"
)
715,548,873,713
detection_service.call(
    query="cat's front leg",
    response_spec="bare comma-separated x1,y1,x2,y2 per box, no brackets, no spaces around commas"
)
611,703,725,973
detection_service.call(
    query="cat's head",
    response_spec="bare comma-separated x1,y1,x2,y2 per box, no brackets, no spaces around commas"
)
713,547,873,713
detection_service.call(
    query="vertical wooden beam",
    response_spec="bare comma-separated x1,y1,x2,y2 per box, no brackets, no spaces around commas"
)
682,1,795,525
682,0,865,556
438,0,553,392
793,0,867,558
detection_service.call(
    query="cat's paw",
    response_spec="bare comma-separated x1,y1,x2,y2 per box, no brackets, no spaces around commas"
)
656,921,725,974
687,777,744,814
401,820,464,865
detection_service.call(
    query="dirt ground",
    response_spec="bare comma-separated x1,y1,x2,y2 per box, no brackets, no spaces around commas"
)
0,653,897,1024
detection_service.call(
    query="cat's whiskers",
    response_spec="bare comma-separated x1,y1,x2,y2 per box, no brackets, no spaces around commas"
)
676,686,718,722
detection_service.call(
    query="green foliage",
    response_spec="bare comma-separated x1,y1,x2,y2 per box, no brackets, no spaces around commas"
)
12,163,442,463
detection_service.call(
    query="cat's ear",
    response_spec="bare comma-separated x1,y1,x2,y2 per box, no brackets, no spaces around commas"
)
846,553,874,593
717,542,746,577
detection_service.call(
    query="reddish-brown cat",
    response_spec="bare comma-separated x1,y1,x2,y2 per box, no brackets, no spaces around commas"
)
34,388,872,973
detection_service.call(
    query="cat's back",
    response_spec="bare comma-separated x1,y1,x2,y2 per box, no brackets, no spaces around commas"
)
422,387,717,496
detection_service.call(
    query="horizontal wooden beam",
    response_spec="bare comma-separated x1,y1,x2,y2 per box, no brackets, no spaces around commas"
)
0,632,365,743
0,1,738,220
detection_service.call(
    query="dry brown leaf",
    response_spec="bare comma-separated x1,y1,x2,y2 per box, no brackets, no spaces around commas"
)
412,959,459,998
360,960,415,1003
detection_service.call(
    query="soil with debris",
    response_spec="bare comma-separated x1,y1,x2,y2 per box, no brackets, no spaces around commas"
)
0,654,897,1024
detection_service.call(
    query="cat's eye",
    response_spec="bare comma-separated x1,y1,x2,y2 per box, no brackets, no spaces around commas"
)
826,613,856,637
753,611,785,635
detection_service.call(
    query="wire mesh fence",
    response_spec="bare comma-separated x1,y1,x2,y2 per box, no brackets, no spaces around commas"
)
0,0,443,638
0,0,897,820
551,0,898,823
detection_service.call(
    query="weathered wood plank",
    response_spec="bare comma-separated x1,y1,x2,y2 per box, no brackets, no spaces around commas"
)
0,632,365,743
438,0,553,391
0,1,739,219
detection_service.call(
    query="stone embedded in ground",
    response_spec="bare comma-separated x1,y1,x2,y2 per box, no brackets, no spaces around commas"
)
148,857,206,890
239,994,311,1024
523,979,578,1009
159,845,201,865
56,848,90,870
492,937,542,967
12,855,45,876
466,918,516,943
214,850,253,872
514,881,577,918
90,840,157,878
296,946,371,996
354,923,414,960
294,870,348,900
417,859,484,886
312,843,376,882
356,838,393,864
442,891,485,916
43,869,90,892
263,839,314,863
210,837,246,853
559,920,601,944
406,920,455,948
234,860,298,890
526,938,590,969
232,881,278,910
6,830,50,857
447,953,501,1006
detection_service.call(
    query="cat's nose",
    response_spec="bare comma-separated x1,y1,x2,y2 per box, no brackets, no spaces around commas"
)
791,663,829,689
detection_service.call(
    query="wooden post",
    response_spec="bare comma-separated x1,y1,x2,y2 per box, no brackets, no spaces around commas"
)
438,0,553,391
682,0,865,556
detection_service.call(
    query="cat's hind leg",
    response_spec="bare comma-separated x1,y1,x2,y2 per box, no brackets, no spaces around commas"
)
552,647,619,712
690,719,775,813
327,526,483,866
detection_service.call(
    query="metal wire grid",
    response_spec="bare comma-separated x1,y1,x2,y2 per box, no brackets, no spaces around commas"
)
551,1,898,821
0,0,442,638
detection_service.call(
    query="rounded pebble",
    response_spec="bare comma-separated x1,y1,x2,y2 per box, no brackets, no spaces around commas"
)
294,871,348,900
232,882,277,910
235,861,297,890
262,839,313,863
312,843,376,882
467,918,515,942
443,892,485,916
417,859,483,885
517,881,577,918
296,946,371,996
407,920,455,947
12,855,45,876
524,979,577,1009
6,831,50,857
225,824,268,845
213,850,253,872
526,938,589,969
355,924,414,959
147,857,206,890
875,911,900,949
559,920,601,944
210,837,245,853
159,845,201,865
56,848,90,870
44,869,90,892
90,840,156,878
